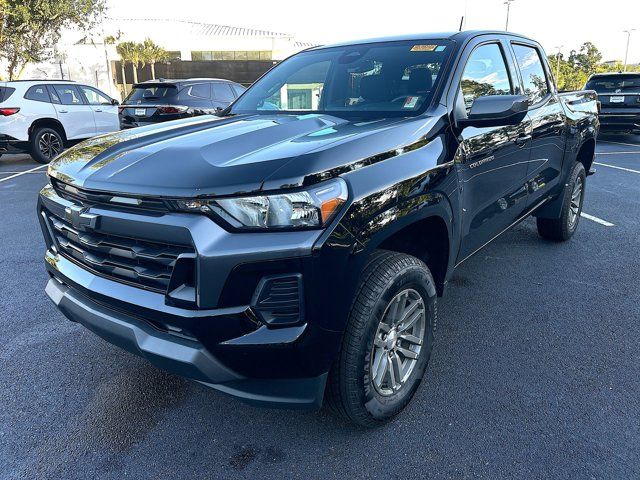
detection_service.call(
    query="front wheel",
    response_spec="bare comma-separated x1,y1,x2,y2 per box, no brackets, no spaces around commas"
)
537,162,586,241
30,127,64,164
325,251,437,427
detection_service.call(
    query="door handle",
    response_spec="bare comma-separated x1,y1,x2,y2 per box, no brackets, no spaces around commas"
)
95,109,103,112
514,135,531,147
58,110,68,113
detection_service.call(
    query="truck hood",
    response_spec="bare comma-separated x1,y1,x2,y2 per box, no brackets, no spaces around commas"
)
48,113,440,197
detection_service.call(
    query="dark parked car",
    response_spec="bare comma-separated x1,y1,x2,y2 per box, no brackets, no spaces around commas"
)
119,78,245,129
585,72,640,134
39,31,598,426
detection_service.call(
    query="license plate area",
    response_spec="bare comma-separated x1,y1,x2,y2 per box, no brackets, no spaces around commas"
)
610,96,625,103
134,108,147,116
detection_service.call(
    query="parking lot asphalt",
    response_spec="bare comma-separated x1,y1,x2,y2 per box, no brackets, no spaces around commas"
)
1,137,639,480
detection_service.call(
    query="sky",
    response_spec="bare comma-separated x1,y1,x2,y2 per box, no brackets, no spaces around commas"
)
108,0,640,64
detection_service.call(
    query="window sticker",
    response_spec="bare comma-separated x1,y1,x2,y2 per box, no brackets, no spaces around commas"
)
403,96,420,109
411,45,437,52
435,45,446,52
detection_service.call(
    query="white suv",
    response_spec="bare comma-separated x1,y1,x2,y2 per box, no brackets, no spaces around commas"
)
0,80,119,163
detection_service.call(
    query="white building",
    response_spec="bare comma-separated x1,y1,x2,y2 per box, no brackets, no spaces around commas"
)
17,18,317,101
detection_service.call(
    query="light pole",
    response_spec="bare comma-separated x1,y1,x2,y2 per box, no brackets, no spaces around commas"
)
504,0,515,31
623,29,636,72
554,45,563,82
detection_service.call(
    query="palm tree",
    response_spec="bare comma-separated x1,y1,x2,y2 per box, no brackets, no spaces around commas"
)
142,38,169,80
116,41,137,95
129,42,145,84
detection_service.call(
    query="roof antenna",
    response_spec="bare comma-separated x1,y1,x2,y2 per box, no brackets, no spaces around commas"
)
459,16,464,32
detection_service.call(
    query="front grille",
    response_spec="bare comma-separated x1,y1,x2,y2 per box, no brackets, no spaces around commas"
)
45,210,194,293
51,178,168,212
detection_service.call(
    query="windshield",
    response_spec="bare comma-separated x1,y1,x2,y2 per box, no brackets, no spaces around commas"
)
586,75,640,93
124,85,177,104
231,40,452,118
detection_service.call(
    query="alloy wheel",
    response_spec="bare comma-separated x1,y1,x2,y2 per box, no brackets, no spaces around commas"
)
38,132,62,160
370,288,426,396
568,175,584,229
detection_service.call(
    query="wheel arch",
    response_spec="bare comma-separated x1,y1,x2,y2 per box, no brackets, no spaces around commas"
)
575,137,596,174
28,118,67,143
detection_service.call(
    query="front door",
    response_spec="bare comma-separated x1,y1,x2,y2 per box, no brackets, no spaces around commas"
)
78,85,119,135
455,42,531,262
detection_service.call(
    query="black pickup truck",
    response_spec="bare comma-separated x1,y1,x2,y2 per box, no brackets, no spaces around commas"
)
39,31,599,426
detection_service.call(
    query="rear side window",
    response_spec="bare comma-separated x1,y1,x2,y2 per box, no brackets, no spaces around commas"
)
0,86,16,102
124,85,177,103
178,84,211,100
212,83,235,102
460,43,512,111
512,44,549,104
231,84,246,97
25,85,50,102
50,85,84,105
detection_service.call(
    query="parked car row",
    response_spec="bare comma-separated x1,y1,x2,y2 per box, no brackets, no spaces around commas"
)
0,78,245,163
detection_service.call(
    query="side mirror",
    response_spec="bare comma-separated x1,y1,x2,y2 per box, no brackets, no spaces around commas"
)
111,98,120,106
458,94,529,128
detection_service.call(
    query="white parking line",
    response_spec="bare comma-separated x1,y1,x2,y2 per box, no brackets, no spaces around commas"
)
599,140,640,148
0,164,47,183
0,170,47,175
596,151,640,155
594,162,640,174
581,212,615,227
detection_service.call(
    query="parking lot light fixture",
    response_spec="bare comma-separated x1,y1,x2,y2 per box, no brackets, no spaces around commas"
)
504,0,515,31
623,29,636,72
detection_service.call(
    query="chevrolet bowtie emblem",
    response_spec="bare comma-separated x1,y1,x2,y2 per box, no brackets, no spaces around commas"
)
64,205,99,231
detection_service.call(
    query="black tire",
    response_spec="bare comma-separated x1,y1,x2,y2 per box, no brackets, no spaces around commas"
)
536,162,586,242
325,250,437,427
30,126,64,164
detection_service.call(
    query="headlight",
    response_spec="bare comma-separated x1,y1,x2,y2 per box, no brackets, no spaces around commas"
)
176,178,348,230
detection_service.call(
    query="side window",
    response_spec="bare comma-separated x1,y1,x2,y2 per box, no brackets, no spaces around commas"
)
232,84,246,97
181,84,211,100
512,44,549,104
211,83,235,102
25,85,51,103
79,86,111,105
51,85,84,105
460,43,512,111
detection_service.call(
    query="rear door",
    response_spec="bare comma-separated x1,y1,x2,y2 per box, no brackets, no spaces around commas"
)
455,41,531,262
48,84,96,139
177,83,214,112
510,42,566,209
78,85,119,135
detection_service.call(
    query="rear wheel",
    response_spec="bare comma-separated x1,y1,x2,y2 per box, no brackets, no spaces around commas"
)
30,127,64,164
537,162,586,241
325,251,437,427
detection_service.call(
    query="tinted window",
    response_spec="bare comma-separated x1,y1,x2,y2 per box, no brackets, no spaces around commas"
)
0,86,16,102
231,84,246,97
51,85,84,105
123,85,177,104
79,86,111,105
232,40,452,117
460,43,512,111
585,75,640,93
25,85,50,103
212,83,235,102
178,84,210,100
512,44,549,104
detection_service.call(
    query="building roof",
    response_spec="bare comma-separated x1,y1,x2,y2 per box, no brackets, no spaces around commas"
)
107,18,317,47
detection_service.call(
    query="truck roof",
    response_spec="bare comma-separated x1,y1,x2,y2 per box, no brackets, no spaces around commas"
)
313,30,536,50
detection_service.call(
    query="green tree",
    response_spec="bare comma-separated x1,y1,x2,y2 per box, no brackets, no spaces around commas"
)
141,38,168,80
0,0,105,80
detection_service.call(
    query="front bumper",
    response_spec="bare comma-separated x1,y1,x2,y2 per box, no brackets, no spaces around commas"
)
38,185,347,409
